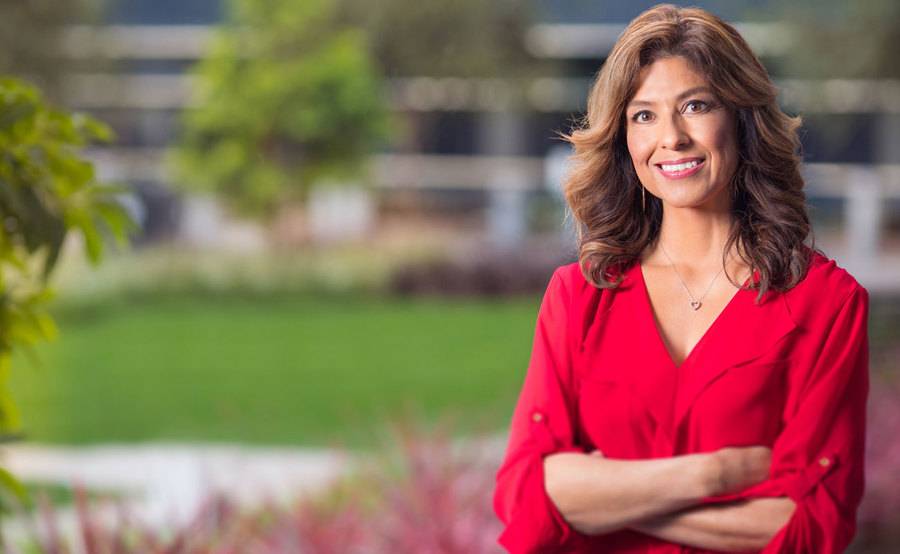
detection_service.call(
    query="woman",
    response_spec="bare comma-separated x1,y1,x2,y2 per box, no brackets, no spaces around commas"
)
493,5,868,554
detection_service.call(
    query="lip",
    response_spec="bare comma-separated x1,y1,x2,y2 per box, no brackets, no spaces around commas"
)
655,157,705,179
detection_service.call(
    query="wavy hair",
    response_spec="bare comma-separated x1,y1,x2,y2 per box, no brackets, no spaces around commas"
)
561,4,816,302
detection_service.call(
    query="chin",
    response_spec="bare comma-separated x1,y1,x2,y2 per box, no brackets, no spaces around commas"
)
655,187,722,210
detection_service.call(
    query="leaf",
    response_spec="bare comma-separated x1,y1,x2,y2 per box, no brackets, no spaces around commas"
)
0,99,37,134
94,199,137,246
73,112,114,143
77,215,104,264
0,374,22,435
0,177,25,216
0,465,31,513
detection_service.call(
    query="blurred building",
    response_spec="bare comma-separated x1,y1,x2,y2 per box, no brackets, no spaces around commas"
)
60,0,899,289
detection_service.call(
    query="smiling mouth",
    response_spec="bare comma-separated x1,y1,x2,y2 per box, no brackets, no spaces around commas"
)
655,158,705,179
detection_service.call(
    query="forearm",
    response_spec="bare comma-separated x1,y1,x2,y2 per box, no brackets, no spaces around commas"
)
543,451,715,535
632,497,797,552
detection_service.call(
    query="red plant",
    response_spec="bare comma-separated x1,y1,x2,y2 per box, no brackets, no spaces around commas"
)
858,374,900,545
1,423,504,554
5,395,900,553
368,423,502,554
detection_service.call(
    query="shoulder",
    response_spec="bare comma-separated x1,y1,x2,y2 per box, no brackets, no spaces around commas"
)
546,261,608,318
783,249,869,323
791,250,866,300
551,261,586,288
550,261,598,298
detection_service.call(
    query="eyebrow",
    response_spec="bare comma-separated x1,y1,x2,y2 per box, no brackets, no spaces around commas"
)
627,86,714,109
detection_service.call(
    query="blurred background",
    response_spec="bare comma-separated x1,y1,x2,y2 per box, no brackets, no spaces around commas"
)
0,0,898,552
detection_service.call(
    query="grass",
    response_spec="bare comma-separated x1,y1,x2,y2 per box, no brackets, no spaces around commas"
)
10,277,898,449
9,292,540,448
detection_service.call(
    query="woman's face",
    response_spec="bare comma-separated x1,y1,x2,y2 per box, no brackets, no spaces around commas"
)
625,56,739,212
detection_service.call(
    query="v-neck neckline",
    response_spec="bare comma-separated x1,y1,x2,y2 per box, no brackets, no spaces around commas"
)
636,261,751,370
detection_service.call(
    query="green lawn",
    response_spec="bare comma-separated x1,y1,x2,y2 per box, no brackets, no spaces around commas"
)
9,293,540,448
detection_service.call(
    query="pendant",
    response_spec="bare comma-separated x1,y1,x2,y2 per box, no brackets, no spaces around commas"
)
690,300,702,310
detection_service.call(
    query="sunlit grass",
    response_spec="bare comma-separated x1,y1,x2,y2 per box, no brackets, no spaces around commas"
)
10,293,539,448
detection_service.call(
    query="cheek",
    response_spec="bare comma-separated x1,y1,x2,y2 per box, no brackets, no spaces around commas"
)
626,130,653,165
704,120,739,168
713,130,738,161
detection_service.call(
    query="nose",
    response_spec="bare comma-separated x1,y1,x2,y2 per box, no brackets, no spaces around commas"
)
659,112,691,150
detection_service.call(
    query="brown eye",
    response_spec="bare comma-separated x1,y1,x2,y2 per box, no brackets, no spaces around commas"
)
684,100,709,113
631,111,653,123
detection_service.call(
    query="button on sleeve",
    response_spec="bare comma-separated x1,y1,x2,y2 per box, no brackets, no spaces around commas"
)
736,286,869,553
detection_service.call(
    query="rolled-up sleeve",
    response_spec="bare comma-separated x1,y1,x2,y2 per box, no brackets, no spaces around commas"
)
763,285,869,552
711,285,870,552
493,268,587,553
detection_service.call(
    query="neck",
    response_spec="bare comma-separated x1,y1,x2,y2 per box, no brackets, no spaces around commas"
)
646,206,739,271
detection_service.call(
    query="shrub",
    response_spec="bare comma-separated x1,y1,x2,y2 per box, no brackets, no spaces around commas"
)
389,246,575,297
2,425,503,553
0,76,132,511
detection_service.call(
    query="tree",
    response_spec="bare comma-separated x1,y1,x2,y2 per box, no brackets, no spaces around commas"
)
335,0,539,78
172,0,391,218
0,77,132,513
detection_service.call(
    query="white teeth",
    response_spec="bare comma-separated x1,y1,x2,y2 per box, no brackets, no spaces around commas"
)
661,160,700,172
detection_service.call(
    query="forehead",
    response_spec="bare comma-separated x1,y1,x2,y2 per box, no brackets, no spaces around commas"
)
629,56,710,103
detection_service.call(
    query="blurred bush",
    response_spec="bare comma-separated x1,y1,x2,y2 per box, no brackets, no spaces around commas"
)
8,396,900,552
0,77,132,510
858,367,900,549
48,244,420,307
335,0,537,79
172,0,391,218
389,246,574,297
6,424,502,553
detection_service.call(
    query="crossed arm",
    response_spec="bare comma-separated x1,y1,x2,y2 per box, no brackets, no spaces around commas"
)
543,448,796,552
496,273,866,553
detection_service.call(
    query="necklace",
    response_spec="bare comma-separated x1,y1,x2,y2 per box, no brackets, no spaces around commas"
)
658,241,724,311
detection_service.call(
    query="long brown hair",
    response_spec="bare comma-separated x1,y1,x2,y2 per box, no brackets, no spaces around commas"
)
562,3,816,302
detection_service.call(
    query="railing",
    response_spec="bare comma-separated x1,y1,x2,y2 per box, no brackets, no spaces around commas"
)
89,148,899,290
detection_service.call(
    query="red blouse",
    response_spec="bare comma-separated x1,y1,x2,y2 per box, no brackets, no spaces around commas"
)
493,250,869,553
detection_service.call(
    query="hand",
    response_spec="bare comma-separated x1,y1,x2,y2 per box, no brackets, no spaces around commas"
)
709,446,771,496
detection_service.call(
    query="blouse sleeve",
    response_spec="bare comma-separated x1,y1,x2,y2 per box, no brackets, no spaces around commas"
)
717,285,870,552
493,267,588,553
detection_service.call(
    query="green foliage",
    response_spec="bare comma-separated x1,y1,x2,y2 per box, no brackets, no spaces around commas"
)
336,0,538,78
172,0,391,217
0,464,30,523
0,76,133,514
